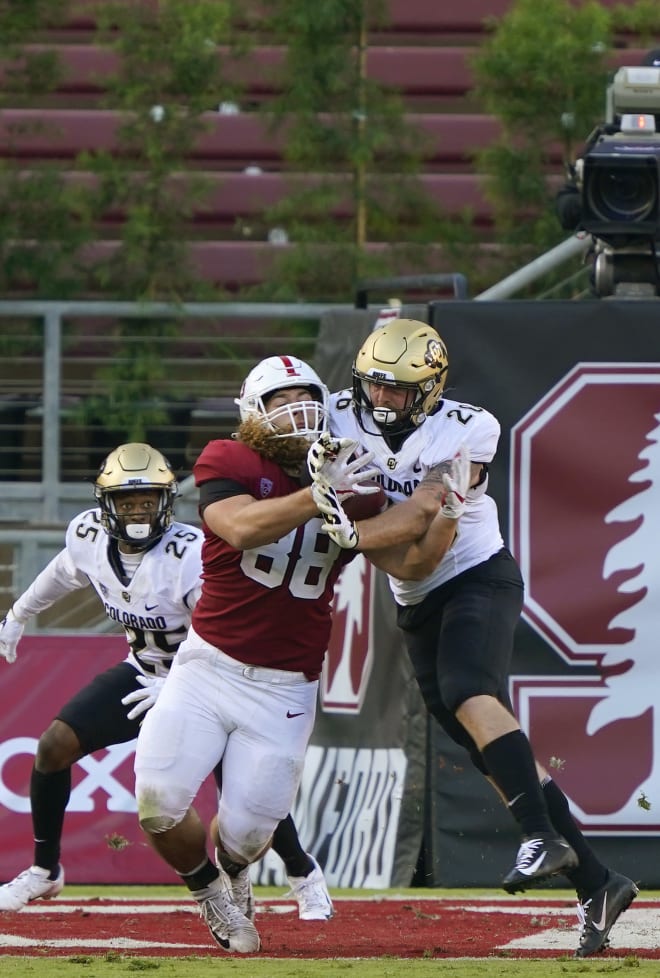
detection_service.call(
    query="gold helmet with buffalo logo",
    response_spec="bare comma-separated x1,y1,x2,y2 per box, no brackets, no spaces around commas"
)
352,318,449,434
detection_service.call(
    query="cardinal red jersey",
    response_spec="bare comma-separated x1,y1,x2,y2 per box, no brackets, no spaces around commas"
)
191,438,350,678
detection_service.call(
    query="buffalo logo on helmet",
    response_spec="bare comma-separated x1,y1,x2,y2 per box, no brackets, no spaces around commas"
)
425,337,448,368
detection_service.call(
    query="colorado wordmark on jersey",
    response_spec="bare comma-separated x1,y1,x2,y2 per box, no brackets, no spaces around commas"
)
329,392,505,605
12,509,203,677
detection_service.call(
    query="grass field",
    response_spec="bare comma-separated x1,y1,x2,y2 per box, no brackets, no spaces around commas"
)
2,953,658,977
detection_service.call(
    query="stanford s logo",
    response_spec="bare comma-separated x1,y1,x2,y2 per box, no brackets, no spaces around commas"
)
321,555,374,714
511,363,660,833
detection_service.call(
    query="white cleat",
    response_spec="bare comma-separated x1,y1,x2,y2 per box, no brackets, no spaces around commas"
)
214,846,255,923
286,854,334,921
0,865,65,912
229,864,255,922
195,868,260,953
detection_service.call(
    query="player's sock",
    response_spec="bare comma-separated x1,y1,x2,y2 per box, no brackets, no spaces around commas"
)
30,766,71,873
481,730,554,835
271,814,314,878
179,857,220,892
542,777,608,896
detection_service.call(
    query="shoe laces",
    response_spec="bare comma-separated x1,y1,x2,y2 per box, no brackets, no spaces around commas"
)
9,867,53,895
576,898,590,929
199,892,230,930
199,877,245,929
287,871,329,909
230,868,253,918
515,837,543,868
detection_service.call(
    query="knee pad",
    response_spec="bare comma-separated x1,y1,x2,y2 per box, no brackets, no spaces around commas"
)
136,783,188,835
139,813,179,835
218,804,276,864
434,706,488,775
439,671,474,714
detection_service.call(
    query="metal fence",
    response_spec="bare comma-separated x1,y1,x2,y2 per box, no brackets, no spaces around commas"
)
0,237,589,628
0,299,353,629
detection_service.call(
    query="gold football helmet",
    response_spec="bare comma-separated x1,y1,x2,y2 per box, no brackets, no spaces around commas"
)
94,443,178,549
352,319,449,434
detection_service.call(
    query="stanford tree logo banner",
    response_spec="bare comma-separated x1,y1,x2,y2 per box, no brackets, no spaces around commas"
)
511,363,660,834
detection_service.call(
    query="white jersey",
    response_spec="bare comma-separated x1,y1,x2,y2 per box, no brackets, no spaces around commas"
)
12,508,203,677
329,391,505,605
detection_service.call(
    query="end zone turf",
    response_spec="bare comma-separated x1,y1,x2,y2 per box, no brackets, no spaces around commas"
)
1,895,656,959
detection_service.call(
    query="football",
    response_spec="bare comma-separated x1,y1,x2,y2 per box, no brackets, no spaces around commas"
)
342,484,388,521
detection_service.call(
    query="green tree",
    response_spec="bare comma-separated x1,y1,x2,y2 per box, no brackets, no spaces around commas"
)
470,0,660,290
471,0,612,265
613,0,660,42
85,0,239,301
76,0,241,442
244,0,445,301
0,0,93,298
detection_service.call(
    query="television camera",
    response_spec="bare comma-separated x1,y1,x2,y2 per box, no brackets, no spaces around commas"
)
573,65,660,297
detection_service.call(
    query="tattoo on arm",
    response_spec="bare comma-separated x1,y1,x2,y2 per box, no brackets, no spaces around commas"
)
420,459,485,499
419,463,451,501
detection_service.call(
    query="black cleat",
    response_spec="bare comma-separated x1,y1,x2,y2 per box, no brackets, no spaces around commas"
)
574,870,639,958
502,833,578,894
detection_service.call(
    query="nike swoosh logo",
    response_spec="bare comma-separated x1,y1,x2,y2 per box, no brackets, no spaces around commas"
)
286,711,304,719
592,894,608,931
518,852,547,876
145,604,159,611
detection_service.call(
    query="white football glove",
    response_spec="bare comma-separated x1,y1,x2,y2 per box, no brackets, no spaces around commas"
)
311,481,359,550
439,443,471,519
307,433,380,496
121,673,166,721
0,608,25,665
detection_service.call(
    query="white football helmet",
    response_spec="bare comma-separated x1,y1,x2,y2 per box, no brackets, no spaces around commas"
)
94,443,178,549
236,355,329,441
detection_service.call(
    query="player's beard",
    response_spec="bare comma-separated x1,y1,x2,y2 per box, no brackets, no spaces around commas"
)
237,417,310,474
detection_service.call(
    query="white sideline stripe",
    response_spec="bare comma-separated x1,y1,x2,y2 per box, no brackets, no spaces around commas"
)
20,903,197,915
49,893,660,903
465,904,574,916
18,902,298,915
0,935,206,950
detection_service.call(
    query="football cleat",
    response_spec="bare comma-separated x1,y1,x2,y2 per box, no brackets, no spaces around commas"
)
502,833,578,894
286,854,334,921
575,870,639,957
0,865,64,911
213,844,254,923
228,864,255,923
195,869,260,954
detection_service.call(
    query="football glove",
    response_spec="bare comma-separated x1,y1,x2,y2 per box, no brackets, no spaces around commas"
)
307,433,380,496
121,673,166,721
311,481,359,550
0,608,25,665
439,443,471,520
